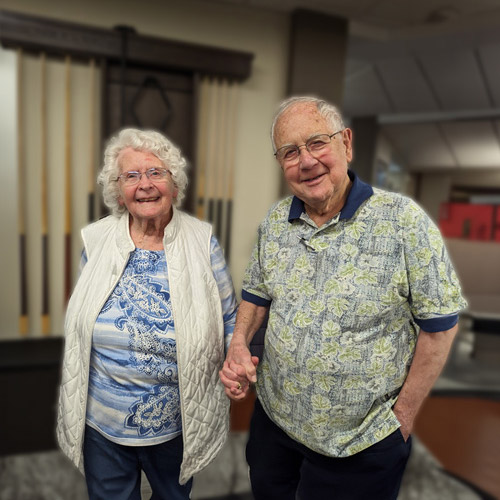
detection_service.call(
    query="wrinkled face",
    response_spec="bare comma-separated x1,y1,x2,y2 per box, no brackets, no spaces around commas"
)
273,103,353,210
117,148,178,224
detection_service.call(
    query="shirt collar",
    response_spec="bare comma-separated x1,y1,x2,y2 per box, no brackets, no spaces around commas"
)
288,170,374,223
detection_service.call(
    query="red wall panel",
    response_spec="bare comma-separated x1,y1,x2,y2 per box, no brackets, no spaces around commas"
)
439,203,495,241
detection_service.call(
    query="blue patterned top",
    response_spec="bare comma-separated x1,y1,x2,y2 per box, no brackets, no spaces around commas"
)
85,236,237,446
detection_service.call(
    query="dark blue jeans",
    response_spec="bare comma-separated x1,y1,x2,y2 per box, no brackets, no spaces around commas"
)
246,399,412,500
83,425,192,500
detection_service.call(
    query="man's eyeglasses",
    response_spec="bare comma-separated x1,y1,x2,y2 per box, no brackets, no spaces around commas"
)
115,167,171,186
274,131,344,166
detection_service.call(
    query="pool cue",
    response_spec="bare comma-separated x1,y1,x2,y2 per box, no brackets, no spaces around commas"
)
17,48,28,337
216,79,229,248
204,78,215,222
195,76,209,220
40,52,50,335
206,81,219,228
88,58,96,222
224,82,239,261
64,55,72,302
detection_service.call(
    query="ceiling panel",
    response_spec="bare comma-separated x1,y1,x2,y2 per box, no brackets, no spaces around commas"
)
342,60,392,116
352,0,454,27
417,49,492,110
382,123,457,169
210,0,500,30
375,57,439,113
358,0,500,30
441,121,500,168
206,0,500,171
477,43,500,108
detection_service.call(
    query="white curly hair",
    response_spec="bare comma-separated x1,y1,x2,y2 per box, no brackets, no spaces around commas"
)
98,128,189,217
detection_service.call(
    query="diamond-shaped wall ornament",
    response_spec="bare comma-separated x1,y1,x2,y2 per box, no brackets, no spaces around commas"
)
130,76,173,131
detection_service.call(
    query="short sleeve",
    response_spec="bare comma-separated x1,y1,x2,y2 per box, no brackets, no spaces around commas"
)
241,224,272,306
402,200,467,330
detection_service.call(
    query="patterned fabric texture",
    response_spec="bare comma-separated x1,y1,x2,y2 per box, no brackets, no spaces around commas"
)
243,180,467,458
86,237,236,446
86,248,182,445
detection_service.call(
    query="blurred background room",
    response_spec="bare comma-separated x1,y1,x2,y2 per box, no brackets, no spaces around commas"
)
0,0,499,498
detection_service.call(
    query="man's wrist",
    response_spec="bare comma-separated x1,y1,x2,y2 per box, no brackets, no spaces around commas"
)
231,331,251,348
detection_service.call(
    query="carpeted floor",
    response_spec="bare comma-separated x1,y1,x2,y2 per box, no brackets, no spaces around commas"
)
0,433,491,500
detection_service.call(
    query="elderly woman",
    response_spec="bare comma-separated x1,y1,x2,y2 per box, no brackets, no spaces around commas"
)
56,128,237,499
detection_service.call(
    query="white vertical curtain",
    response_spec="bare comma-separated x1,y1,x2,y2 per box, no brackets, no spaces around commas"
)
195,76,239,259
13,49,101,337
5,54,239,338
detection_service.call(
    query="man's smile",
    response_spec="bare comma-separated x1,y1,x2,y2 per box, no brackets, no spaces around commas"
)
301,173,325,184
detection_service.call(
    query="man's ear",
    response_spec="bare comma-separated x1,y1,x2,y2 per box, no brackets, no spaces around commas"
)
342,128,353,163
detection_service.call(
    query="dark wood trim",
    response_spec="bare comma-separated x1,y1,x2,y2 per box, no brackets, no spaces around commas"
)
0,9,253,80
451,185,500,196
0,338,63,455
0,337,63,370
106,64,194,90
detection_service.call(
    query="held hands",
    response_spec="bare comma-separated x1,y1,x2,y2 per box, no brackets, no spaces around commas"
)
219,340,259,401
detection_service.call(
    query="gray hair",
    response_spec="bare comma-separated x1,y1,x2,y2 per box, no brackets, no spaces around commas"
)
98,128,188,217
270,96,346,152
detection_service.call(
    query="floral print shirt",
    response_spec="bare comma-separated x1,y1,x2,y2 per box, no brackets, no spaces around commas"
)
242,171,466,457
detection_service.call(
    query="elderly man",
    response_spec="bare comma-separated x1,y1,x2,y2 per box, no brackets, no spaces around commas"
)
220,96,466,500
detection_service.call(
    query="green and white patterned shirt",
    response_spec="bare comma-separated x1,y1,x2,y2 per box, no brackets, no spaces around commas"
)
242,171,467,457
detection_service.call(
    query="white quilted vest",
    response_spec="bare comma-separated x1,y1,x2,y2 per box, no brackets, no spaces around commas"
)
56,208,230,484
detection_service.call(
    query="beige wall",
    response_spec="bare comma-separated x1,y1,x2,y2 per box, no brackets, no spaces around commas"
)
417,173,453,222
0,0,289,337
445,238,500,314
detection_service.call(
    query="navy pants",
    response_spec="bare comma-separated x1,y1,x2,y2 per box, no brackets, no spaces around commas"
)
83,425,192,500
246,399,412,500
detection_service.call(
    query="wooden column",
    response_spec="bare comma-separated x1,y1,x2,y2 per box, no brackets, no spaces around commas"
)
288,9,348,103
282,9,349,197
350,116,379,184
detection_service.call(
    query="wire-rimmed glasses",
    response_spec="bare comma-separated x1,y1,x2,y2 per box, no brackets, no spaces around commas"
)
115,167,171,186
274,130,343,167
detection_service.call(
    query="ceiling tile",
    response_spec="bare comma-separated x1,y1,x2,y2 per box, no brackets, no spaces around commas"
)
477,43,500,108
382,123,456,169
342,60,393,116
441,120,500,168
376,57,440,113
417,49,491,110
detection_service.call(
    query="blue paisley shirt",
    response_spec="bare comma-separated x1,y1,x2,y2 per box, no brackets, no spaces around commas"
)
85,236,237,446
242,171,467,457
